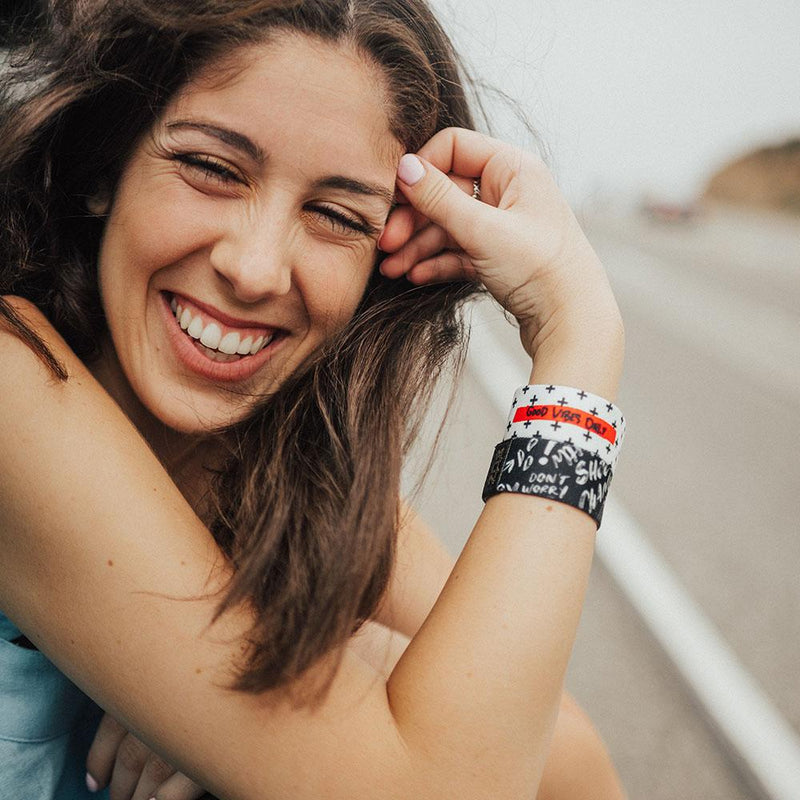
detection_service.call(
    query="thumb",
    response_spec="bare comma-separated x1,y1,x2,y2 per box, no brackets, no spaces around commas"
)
395,154,483,251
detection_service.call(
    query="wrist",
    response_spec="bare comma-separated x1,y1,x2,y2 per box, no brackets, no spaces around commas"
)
526,311,624,402
483,382,626,527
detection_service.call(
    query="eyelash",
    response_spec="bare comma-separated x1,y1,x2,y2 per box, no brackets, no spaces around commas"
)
311,206,375,236
173,153,375,236
174,153,242,184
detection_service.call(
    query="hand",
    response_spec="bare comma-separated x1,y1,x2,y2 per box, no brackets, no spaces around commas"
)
86,713,210,800
379,128,622,360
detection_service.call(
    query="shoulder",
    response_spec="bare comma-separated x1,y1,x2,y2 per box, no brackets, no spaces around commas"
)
2,294,46,316
2,294,57,336
0,294,112,476
0,294,90,384
2,293,71,349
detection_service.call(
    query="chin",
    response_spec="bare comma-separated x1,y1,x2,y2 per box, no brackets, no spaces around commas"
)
139,385,255,436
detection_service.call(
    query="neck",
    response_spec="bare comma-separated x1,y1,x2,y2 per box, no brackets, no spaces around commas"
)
88,338,223,522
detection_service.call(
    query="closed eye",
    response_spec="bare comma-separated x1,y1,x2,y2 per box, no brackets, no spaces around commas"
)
173,153,245,186
171,153,377,236
307,205,377,237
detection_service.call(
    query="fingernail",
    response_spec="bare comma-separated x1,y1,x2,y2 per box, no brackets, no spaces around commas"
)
85,772,99,792
397,154,425,186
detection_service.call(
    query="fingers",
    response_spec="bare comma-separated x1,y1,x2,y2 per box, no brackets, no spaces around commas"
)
380,223,451,279
378,173,475,254
393,154,496,259
108,733,155,800
151,771,207,800
86,713,206,800
416,127,507,178
379,128,525,275
416,127,525,208
406,251,478,285
86,712,128,791
132,763,206,800
105,733,205,800
128,751,177,800
377,204,417,253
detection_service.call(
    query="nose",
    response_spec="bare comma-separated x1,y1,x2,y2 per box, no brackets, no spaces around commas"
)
210,212,293,304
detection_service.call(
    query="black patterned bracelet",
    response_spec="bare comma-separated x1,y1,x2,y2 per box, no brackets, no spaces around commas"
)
482,435,614,527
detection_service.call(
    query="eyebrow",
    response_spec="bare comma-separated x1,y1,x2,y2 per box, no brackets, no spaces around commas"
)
166,119,395,208
312,176,395,208
165,120,265,163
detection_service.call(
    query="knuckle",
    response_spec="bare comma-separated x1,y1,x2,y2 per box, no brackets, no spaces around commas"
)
428,125,457,145
440,125,462,143
117,734,148,771
153,775,204,800
144,753,176,784
419,176,451,213
520,151,553,183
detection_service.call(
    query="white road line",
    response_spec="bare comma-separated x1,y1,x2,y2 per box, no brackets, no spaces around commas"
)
598,502,800,800
466,302,800,800
593,237,800,400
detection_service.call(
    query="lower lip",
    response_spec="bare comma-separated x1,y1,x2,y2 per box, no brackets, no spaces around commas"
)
159,292,282,383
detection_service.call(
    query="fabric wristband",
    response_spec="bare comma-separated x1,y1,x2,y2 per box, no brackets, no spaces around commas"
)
483,385,626,528
504,384,625,470
482,435,612,526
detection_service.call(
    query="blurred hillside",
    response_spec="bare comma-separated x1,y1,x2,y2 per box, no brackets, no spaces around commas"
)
704,138,800,216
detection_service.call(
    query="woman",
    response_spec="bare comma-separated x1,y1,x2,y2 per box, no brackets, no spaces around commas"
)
0,1,626,798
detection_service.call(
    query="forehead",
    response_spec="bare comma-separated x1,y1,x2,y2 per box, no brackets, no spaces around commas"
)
163,34,403,173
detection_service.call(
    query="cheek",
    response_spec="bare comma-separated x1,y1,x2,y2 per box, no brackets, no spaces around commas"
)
103,181,219,279
300,246,376,330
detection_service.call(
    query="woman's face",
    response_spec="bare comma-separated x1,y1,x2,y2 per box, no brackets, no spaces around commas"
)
94,35,402,433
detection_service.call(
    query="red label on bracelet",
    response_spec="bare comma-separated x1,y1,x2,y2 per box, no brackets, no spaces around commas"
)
512,405,617,444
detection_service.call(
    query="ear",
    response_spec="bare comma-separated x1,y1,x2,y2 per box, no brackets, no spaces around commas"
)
86,184,111,216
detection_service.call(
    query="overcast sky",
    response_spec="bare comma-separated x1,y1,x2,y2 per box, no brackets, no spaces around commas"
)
431,1,800,207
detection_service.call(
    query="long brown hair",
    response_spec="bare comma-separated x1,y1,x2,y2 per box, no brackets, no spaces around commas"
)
0,0,481,706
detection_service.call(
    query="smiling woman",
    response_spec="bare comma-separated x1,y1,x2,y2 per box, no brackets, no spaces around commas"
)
91,35,403,433
1,0,479,703
0,1,625,799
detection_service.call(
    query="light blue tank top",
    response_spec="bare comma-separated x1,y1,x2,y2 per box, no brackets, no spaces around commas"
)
0,610,108,799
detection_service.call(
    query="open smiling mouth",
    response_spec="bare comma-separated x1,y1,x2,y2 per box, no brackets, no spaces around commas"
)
167,293,281,363
160,291,287,383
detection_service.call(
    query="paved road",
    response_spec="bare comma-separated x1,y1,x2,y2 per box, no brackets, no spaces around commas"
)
406,204,800,799
586,204,800,734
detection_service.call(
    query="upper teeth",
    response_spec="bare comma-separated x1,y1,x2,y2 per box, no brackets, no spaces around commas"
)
170,297,273,355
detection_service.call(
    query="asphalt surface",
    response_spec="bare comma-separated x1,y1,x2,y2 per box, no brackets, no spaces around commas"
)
405,204,800,799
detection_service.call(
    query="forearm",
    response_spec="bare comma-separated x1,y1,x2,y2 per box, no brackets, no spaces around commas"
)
387,321,624,796
356,622,627,800
1,300,622,800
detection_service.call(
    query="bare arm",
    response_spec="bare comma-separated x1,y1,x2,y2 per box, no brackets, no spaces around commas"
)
371,502,454,639
0,299,413,800
2,128,624,800
378,128,625,796
370,508,625,800
86,499,624,799
1,312,619,800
